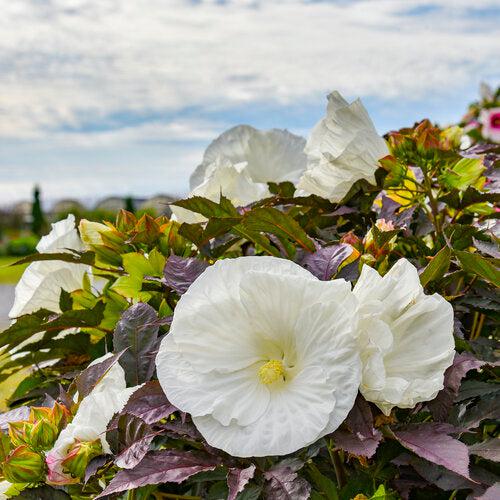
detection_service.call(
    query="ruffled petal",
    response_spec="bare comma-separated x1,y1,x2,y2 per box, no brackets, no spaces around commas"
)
194,365,335,457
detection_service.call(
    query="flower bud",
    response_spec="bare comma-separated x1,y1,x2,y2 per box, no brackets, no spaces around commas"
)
2,445,45,484
61,439,103,480
27,420,60,452
8,422,31,448
363,219,396,258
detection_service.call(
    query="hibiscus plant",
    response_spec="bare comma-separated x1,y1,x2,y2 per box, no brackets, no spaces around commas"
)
0,88,498,500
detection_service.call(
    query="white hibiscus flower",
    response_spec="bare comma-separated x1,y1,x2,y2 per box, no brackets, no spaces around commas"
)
172,125,307,223
9,214,89,318
353,259,455,415
156,256,361,457
46,354,139,484
298,91,389,202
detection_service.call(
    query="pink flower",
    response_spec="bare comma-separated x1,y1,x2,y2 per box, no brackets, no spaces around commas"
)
480,108,500,143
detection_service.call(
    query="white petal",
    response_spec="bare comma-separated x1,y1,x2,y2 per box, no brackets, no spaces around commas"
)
9,263,88,318
354,259,455,413
37,214,84,253
157,334,270,426
197,125,307,186
194,365,336,457
299,91,389,202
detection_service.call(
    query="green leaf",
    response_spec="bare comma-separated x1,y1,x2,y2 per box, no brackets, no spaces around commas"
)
440,158,485,191
59,289,73,312
308,463,339,500
268,181,296,198
455,250,500,287
172,195,239,218
372,225,399,249
232,226,281,257
420,246,451,287
11,251,95,267
370,485,387,500
242,207,315,252
0,302,105,351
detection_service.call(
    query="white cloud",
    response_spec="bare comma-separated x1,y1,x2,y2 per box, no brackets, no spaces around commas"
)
0,0,499,204
1,0,499,138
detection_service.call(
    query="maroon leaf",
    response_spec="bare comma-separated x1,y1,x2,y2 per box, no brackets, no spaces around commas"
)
457,395,500,429
394,454,480,495
227,464,256,500
333,430,381,459
70,350,126,400
106,413,159,470
469,439,500,462
95,450,221,498
301,244,354,281
84,455,111,484
333,395,382,458
163,255,209,294
393,423,472,480
113,303,160,386
122,381,177,424
429,352,485,420
264,459,311,500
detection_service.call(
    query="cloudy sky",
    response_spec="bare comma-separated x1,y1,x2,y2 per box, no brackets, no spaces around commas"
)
1,0,499,206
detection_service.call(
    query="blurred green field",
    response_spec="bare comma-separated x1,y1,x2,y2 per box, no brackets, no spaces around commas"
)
0,256,27,284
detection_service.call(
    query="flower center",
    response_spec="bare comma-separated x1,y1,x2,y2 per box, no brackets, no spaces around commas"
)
258,359,285,385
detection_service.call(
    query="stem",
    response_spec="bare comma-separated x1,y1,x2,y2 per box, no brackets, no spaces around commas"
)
127,490,136,500
328,439,346,488
470,311,479,340
421,166,443,237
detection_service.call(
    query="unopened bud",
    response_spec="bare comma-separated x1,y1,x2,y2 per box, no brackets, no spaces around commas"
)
61,439,103,480
2,445,45,484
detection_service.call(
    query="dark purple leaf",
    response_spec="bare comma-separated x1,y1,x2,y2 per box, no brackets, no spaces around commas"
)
227,464,256,500
456,395,500,429
457,381,500,402
0,406,30,432
402,455,479,493
332,395,382,458
163,255,209,294
11,486,71,499
84,455,111,484
95,450,221,498
264,459,311,500
379,196,416,229
477,483,500,500
332,430,381,459
122,381,177,424
301,244,354,280
469,439,500,462
160,419,202,442
106,413,158,469
113,303,160,386
429,352,485,421
393,423,472,480
71,350,127,400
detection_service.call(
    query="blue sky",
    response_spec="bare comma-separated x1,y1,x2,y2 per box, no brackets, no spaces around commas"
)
1,0,499,206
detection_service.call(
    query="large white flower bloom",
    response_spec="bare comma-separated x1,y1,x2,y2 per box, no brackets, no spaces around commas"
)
46,354,138,484
9,215,89,318
156,256,361,457
172,125,307,223
298,91,389,202
353,259,455,415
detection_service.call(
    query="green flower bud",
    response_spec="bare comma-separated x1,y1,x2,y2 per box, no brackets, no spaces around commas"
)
27,420,60,452
61,439,103,480
2,445,45,484
8,422,31,448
